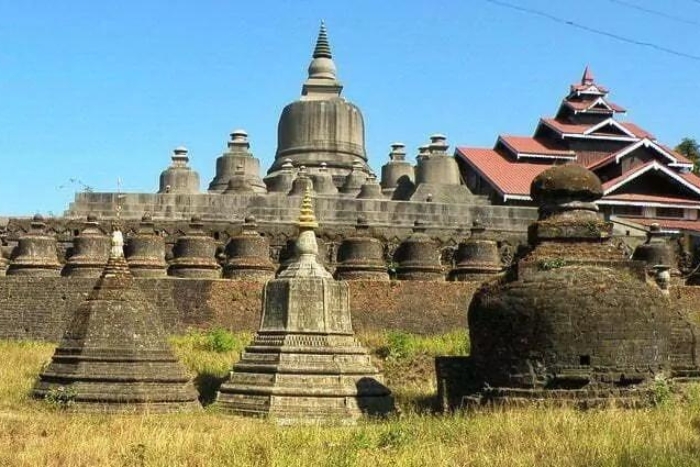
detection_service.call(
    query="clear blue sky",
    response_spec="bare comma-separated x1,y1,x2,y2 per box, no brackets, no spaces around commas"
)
1,0,699,216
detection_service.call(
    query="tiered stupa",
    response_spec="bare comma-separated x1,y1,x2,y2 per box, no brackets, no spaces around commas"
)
216,187,393,424
125,214,168,277
438,164,700,409
264,22,371,188
168,216,221,278
62,215,110,278
209,129,265,193
33,230,200,412
448,220,502,281
6,215,62,277
334,217,389,280
394,220,444,280
158,146,200,194
223,216,276,280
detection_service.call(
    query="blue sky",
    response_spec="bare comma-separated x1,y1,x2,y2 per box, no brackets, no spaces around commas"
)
1,0,699,216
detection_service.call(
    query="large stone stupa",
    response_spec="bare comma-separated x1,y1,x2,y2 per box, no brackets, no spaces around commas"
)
216,186,393,424
264,22,371,188
33,230,200,412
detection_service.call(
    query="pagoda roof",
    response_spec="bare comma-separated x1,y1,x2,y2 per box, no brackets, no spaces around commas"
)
602,161,700,197
498,135,576,160
614,216,700,234
455,147,550,200
600,193,700,208
539,117,654,140
587,138,693,171
562,97,626,114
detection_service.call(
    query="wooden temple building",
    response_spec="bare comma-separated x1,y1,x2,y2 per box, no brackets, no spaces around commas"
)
455,67,700,237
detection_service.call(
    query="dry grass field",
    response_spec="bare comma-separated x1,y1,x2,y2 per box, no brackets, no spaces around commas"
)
1,332,700,467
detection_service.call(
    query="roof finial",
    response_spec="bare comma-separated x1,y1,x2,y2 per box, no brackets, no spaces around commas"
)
298,184,318,229
581,65,594,85
313,20,332,59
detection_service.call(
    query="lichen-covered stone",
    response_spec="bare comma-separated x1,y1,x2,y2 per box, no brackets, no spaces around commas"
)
125,214,168,277
440,164,700,410
6,215,62,277
33,232,200,412
449,221,502,282
223,216,275,280
334,217,388,281
217,187,393,424
394,220,444,281
62,215,110,278
168,216,221,279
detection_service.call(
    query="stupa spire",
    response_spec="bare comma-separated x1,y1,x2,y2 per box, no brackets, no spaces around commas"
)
101,229,131,279
581,65,594,85
298,184,319,229
312,21,332,59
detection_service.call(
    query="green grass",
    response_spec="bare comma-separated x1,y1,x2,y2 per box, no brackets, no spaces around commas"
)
2,332,700,466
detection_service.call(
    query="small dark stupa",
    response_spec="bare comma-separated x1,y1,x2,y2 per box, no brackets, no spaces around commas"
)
62,215,110,278
223,216,276,280
33,230,200,412
216,186,393,424
437,164,700,410
448,220,502,282
168,216,221,278
125,214,168,277
334,217,389,281
6,215,62,277
394,220,444,281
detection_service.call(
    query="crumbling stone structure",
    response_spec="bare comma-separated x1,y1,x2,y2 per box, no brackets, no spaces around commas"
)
125,214,168,277
62,215,110,278
168,216,221,279
223,216,275,280
6,215,62,277
437,164,700,410
217,188,393,424
334,217,389,281
32,231,200,412
448,220,502,282
394,220,444,281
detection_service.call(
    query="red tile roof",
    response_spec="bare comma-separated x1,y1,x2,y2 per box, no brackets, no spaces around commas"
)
563,99,625,113
541,118,654,139
603,193,700,206
602,161,700,194
616,216,700,234
587,140,693,171
455,147,551,198
498,135,574,157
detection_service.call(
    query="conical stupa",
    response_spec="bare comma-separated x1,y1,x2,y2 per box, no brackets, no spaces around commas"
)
33,229,200,412
216,186,393,424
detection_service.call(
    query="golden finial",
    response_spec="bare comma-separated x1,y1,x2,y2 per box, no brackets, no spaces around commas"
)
298,184,318,229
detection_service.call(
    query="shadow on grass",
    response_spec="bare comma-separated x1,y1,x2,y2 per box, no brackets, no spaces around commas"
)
194,372,228,406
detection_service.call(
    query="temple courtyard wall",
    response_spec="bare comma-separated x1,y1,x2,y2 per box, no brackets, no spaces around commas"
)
1,277,698,341
0,278,479,341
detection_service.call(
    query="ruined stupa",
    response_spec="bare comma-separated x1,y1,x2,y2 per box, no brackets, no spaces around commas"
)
216,186,393,424
437,164,700,409
32,229,200,412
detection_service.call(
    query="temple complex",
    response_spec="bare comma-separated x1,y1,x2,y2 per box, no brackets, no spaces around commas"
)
216,188,393,424
456,67,700,241
32,230,200,412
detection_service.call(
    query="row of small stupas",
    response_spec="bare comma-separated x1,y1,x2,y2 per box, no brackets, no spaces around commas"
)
456,67,700,236
0,212,503,282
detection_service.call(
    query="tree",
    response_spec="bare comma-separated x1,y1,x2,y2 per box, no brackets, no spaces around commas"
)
675,137,700,174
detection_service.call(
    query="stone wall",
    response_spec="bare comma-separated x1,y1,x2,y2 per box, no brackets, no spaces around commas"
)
2,276,697,342
0,277,477,341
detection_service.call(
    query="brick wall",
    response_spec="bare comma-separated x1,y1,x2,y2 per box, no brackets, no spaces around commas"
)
1,276,695,342
0,277,477,341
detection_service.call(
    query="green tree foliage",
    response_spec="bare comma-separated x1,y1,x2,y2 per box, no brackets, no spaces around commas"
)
675,137,700,174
